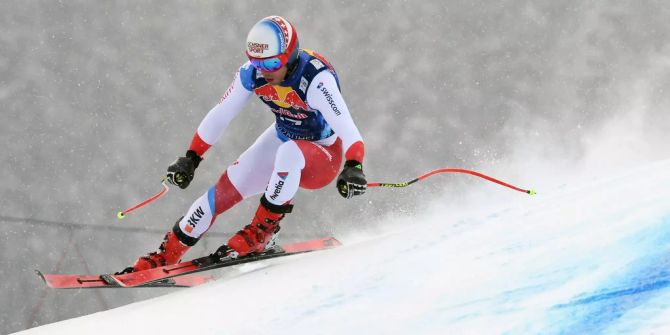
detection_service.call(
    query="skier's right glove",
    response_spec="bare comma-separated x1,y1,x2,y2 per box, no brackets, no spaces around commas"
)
167,150,202,189
337,160,367,199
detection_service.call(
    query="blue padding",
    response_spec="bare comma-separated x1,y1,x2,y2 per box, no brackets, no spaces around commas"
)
207,186,216,214
239,62,256,91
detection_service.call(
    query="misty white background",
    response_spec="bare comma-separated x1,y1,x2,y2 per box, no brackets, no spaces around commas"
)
2,1,669,333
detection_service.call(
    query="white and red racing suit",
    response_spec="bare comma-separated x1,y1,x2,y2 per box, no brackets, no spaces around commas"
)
173,49,365,243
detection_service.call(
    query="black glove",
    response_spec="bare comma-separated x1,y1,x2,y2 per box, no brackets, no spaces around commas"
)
337,160,367,199
167,150,202,189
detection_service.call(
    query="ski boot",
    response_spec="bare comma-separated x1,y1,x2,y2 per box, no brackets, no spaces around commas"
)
116,218,196,274
226,195,293,258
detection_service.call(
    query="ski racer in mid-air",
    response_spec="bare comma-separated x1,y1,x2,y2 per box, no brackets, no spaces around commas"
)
119,15,366,273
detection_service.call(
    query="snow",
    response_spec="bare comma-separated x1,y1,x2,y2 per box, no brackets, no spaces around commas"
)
13,160,670,335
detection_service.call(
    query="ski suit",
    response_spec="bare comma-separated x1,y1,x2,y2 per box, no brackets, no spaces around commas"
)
173,49,365,245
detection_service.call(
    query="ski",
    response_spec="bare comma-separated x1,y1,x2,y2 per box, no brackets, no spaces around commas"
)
36,270,214,289
103,237,341,288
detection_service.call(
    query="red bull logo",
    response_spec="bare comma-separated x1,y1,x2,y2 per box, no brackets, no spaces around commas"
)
284,91,309,111
254,84,310,111
255,84,280,102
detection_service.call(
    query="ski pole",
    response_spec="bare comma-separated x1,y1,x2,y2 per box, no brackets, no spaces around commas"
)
117,179,170,219
368,168,536,195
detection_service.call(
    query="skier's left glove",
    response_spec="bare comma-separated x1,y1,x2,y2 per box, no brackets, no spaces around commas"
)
337,160,367,199
167,150,202,189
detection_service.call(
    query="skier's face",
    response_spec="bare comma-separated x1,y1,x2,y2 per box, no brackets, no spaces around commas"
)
259,65,288,85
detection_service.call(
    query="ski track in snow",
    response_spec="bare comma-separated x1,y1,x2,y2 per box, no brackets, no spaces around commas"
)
14,160,670,335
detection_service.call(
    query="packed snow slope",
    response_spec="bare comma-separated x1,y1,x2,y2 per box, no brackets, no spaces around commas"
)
15,160,670,335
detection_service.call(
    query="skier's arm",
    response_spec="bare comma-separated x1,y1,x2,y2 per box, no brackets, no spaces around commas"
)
306,70,366,198
167,66,254,189
306,70,365,164
189,67,254,157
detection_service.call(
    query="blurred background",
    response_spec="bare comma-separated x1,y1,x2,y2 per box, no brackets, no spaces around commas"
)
2,1,670,333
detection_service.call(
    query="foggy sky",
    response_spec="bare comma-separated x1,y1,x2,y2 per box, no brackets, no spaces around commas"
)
2,1,670,333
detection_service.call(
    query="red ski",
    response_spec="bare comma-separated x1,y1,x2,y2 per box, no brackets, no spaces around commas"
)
102,237,341,288
36,270,214,289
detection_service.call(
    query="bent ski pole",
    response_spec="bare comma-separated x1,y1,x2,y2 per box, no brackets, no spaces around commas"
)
368,168,536,195
117,179,170,219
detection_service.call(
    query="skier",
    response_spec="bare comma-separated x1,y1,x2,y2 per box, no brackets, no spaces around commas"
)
119,16,366,273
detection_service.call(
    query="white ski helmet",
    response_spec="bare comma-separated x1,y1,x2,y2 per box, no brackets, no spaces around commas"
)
246,16,300,72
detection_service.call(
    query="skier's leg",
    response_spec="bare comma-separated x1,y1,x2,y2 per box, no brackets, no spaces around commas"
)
125,126,282,272
226,140,303,256
127,187,226,272
172,124,285,242
225,125,284,200
226,137,343,256
264,140,306,205
294,137,343,190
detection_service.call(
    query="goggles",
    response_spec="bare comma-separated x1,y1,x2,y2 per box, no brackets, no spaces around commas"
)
247,52,290,73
